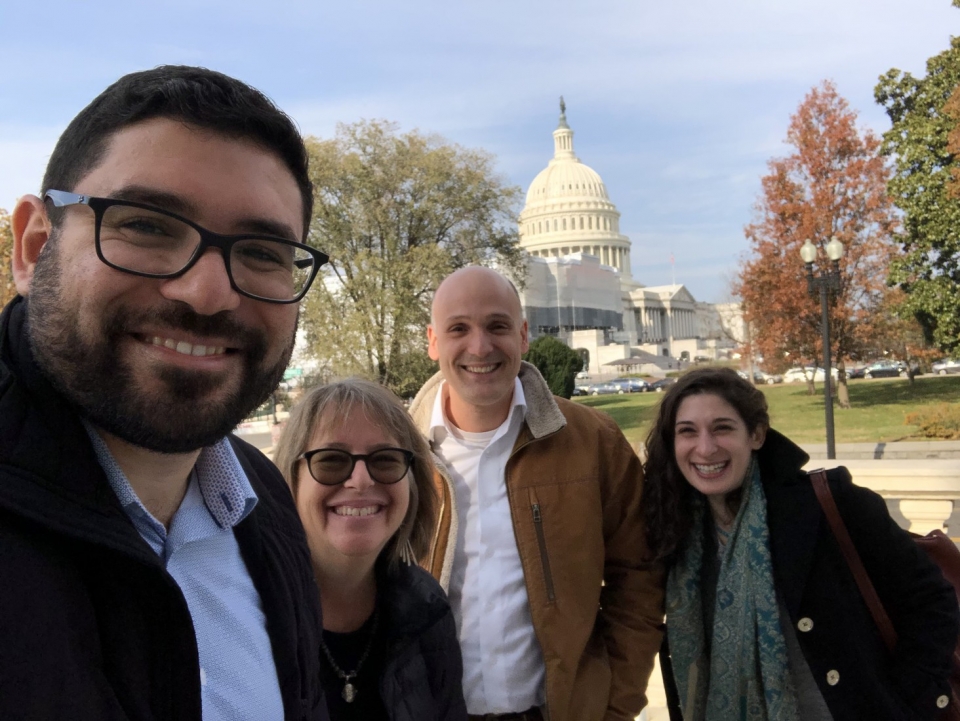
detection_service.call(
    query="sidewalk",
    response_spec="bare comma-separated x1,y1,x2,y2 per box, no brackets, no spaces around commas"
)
801,440,960,460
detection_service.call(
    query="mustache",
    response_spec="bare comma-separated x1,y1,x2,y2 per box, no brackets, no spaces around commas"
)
111,303,264,348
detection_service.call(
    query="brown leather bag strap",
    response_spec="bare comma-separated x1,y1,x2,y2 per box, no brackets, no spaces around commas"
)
809,468,898,652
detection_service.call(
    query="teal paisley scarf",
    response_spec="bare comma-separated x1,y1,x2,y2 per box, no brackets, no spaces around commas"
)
665,459,800,721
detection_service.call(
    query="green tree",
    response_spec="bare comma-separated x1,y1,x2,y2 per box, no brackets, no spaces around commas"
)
302,120,524,395
523,335,582,399
875,8,960,353
856,287,939,382
0,209,16,308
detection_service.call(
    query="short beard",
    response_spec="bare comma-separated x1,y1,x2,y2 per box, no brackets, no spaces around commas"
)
26,239,295,453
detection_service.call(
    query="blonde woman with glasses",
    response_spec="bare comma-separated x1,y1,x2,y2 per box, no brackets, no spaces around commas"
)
274,379,466,721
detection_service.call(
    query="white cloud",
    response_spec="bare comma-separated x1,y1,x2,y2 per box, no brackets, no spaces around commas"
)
1,0,955,301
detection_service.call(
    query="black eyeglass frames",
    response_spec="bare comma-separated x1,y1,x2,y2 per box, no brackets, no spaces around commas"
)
297,447,415,486
43,189,328,304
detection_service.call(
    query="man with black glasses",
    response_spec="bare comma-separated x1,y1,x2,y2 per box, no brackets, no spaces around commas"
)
0,67,329,721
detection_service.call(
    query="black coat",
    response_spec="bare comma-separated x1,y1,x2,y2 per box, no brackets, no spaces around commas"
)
663,429,959,720
376,562,467,721
0,297,329,721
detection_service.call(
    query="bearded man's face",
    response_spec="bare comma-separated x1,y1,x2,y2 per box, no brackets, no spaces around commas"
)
24,119,304,452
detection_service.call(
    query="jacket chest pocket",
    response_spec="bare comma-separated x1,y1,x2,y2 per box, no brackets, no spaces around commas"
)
524,480,605,605
531,501,556,602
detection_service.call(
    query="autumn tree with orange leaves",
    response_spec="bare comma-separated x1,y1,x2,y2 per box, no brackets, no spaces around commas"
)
0,209,16,308
736,81,899,408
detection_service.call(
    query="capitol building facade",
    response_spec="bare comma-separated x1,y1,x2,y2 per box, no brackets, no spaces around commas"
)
513,102,741,376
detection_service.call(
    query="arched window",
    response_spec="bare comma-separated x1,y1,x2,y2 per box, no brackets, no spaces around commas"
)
562,218,567,231
588,217,592,229
553,219,558,231
579,216,584,230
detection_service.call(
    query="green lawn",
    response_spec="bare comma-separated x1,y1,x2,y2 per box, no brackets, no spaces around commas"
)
575,376,960,447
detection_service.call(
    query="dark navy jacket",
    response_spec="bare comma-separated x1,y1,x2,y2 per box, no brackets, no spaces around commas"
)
377,561,467,721
0,297,329,721
663,429,959,720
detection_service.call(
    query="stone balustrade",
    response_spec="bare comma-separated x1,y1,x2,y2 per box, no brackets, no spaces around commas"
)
803,458,960,538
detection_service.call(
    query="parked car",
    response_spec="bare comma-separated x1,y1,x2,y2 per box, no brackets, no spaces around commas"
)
587,382,620,395
610,378,650,393
845,365,866,379
648,377,677,393
783,367,838,383
863,360,908,379
738,370,783,385
932,358,960,375
572,385,589,396
784,367,818,383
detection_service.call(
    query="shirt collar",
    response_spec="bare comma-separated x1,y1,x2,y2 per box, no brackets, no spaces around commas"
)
83,421,258,530
429,376,527,445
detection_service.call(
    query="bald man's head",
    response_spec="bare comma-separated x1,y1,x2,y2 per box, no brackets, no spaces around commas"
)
427,266,529,431
431,266,522,326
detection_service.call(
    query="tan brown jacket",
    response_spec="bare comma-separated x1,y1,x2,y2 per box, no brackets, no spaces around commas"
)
409,362,664,721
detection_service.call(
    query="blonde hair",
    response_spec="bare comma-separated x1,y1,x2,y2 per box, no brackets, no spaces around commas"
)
273,378,437,569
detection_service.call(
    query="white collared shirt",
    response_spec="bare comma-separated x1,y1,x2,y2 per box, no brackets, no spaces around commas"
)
430,378,546,714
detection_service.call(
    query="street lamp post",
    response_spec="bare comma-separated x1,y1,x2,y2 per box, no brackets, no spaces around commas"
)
800,236,844,459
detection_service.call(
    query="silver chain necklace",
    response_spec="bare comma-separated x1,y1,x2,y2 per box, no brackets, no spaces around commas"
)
319,610,380,703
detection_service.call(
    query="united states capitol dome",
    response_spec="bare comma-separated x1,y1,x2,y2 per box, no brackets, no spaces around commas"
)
518,99,633,279
524,148,609,206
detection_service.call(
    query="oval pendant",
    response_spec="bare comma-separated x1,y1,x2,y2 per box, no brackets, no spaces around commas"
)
342,682,356,703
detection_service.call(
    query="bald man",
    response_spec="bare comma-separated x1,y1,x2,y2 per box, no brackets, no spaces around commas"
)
408,266,664,721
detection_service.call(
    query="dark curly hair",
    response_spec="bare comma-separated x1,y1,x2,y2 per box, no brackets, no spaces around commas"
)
641,368,769,562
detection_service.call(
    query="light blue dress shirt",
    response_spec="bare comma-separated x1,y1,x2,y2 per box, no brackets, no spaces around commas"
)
84,423,285,721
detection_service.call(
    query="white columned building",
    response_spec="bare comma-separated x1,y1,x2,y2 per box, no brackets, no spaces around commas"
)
513,100,742,375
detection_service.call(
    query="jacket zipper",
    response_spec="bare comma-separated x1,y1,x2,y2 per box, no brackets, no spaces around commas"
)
531,502,556,602
428,471,447,576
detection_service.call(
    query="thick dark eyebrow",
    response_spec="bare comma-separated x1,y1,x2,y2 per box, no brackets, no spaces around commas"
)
108,186,195,214
675,416,740,428
107,185,299,241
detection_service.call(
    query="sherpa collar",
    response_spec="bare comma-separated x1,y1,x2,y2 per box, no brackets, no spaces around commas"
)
409,361,566,442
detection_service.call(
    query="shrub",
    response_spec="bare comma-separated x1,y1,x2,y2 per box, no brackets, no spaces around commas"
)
523,336,582,398
905,403,960,440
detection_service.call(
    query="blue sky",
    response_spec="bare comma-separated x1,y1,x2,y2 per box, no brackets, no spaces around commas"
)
1,0,956,301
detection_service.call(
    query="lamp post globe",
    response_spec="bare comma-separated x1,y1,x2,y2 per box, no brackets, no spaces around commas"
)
826,236,844,262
